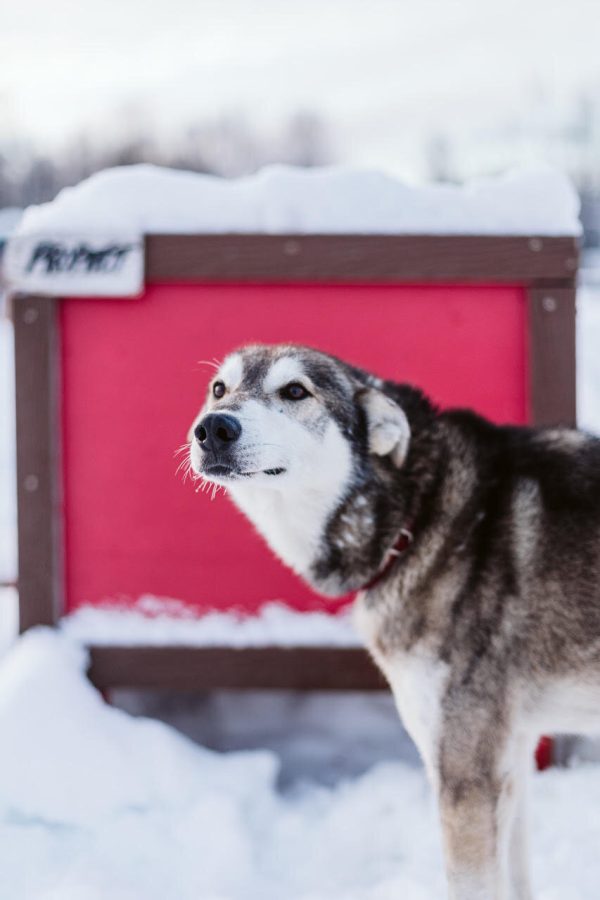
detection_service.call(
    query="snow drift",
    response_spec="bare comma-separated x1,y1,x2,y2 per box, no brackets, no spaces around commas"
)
60,599,361,648
2,628,600,899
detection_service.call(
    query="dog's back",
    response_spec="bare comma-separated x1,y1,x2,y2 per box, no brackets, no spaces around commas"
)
438,413,600,677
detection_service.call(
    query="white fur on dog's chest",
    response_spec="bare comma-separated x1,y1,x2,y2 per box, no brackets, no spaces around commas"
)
354,594,448,776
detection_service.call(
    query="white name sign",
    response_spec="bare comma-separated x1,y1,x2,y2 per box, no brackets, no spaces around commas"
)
4,233,144,297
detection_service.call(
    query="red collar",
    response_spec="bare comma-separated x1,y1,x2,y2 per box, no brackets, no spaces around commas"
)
360,526,414,591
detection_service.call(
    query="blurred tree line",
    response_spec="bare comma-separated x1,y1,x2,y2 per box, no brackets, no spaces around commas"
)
0,110,333,209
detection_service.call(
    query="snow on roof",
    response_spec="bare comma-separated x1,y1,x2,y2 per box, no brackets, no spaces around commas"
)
60,599,361,648
12,163,581,237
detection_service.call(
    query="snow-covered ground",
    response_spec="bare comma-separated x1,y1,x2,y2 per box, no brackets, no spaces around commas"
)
2,628,600,900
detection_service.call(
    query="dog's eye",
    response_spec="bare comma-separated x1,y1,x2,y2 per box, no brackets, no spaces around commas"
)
213,381,226,399
280,382,311,401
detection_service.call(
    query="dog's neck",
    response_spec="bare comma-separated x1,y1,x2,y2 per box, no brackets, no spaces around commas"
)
308,390,444,596
227,478,350,584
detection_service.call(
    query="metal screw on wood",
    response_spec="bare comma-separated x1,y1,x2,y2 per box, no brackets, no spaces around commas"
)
24,474,39,492
542,296,557,313
528,238,543,252
283,239,301,256
23,307,39,324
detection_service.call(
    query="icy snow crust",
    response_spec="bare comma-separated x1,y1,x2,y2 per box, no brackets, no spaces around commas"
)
60,599,360,647
14,163,581,237
2,628,600,899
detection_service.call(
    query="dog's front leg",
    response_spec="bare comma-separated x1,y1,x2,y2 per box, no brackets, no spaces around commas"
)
436,719,522,900
438,787,503,899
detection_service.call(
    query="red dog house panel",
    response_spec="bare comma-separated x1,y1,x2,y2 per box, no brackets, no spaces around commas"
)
60,282,528,616
14,234,578,695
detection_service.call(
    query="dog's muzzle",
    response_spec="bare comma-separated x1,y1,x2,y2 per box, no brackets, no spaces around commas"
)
194,414,242,475
194,412,285,479
195,413,241,453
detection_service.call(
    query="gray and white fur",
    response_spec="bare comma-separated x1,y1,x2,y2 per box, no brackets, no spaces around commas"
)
188,342,600,900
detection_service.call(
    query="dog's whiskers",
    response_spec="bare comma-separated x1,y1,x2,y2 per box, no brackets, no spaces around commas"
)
196,359,222,372
173,443,196,484
195,475,211,494
175,457,191,479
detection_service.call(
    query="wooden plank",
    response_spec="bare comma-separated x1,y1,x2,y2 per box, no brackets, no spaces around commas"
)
528,286,577,427
146,234,578,285
87,645,387,691
14,295,63,630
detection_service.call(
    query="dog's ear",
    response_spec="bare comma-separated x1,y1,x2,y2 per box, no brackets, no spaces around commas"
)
357,388,410,467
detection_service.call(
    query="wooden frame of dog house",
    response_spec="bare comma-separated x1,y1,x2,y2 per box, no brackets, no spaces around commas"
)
14,234,578,721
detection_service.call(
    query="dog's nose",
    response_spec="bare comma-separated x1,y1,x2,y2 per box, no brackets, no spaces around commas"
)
195,413,242,453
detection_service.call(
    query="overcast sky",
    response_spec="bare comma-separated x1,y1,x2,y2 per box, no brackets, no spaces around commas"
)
3,0,600,179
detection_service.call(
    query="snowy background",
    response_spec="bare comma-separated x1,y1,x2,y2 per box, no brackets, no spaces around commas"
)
5,0,600,192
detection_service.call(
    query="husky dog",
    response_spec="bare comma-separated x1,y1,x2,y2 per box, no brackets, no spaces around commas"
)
188,343,600,900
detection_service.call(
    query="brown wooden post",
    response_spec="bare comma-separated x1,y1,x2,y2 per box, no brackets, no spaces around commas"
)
528,285,577,427
13,294,63,631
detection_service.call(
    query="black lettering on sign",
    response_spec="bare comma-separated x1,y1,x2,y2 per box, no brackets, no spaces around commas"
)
25,242,134,275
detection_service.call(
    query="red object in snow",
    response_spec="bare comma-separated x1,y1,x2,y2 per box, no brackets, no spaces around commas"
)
535,736,554,770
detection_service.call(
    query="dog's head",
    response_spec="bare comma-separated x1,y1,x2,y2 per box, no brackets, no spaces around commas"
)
188,343,411,495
